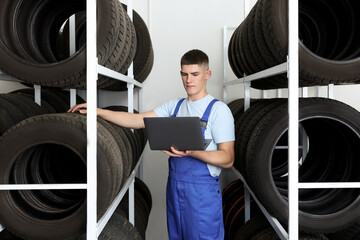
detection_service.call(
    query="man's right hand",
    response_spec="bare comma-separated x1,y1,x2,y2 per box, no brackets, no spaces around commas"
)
67,103,88,114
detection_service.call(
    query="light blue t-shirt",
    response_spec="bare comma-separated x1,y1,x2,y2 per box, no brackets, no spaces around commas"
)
153,95,235,176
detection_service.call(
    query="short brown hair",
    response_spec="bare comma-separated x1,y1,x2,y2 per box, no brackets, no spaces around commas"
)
181,49,209,69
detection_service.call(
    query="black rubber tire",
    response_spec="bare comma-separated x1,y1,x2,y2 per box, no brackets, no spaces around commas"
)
222,180,260,240
117,177,152,240
97,2,138,91
134,177,152,214
97,117,131,189
228,26,242,78
128,6,154,83
251,228,330,240
242,5,261,74
235,99,285,177
104,105,147,162
77,212,143,240
11,88,85,113
232,215,271,240
0,0,128,89
0,228,23,240
228,0,360,88
245,98,360,233
0,113,123,240
0,93,55,136
261,0,360,85
326,221,360,240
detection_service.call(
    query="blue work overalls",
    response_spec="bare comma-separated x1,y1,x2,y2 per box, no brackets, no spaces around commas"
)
166,98,224,240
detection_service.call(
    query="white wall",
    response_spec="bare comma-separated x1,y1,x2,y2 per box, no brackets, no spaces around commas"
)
1,0,360,239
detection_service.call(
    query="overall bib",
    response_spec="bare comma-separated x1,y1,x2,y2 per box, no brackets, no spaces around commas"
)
166,98,224,240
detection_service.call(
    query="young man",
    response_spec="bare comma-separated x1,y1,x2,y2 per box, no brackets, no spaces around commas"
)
68,49,235,240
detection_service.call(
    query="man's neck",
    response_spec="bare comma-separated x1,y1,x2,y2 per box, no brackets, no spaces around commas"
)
188,92,208,102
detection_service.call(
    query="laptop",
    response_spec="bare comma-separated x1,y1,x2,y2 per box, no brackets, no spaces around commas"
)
144,117,212,151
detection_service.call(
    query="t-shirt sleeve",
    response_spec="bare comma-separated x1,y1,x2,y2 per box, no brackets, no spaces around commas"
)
153,99,179,117
210,102,235,144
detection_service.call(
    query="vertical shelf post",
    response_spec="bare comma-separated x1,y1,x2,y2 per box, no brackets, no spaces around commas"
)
86,0,98,239
129,180,135,225
126,0,136,226
223,26,229,103
34,85,41,105
69,14,77,108
70,89,77,107
288,0,299,239
244,81,251,110
328,84,334,99
243,80,251,222
137,87,144,179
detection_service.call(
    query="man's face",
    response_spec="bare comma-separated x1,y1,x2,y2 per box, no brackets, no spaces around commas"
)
180,64,211,101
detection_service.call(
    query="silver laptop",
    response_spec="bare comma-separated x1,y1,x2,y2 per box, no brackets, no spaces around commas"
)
144,117,212,151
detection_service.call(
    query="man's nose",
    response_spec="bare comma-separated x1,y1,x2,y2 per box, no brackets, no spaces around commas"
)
186,75,192,82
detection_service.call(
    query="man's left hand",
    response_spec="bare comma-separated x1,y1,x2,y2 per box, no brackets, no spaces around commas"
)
162,147,194,157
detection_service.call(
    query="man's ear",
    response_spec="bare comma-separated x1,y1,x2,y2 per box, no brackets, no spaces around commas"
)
206,69,212,80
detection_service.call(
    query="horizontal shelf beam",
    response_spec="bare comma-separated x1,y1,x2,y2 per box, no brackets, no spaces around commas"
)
0,184,87,190
299,182,360,189
224,62,287,87
274,146,303,149
97,65,143,88
1,68,144,88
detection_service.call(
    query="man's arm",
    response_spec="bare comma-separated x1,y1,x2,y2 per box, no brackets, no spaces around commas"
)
162,141,235,169
68,103,157,129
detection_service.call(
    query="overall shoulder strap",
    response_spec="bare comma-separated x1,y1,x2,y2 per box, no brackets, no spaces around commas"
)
171,98,185,117
200,99,219,135
201,99,219,123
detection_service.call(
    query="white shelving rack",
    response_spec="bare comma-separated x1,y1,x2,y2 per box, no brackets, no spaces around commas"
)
222,0,360,240
86,0,144,239
0,0,144,239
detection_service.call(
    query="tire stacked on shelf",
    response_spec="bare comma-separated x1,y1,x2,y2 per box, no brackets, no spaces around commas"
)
222,179,260,240
0,0,153,90
0,93,55,136
0,89,85,136
231,215,329,240
11,88,86,113
230,97,360,235
116,177,153,240
0,113,147,240
228,0,360,89
104,106,148,164
78,213,143,240
326,221,360,240
99,5,154,91
0,228,22,240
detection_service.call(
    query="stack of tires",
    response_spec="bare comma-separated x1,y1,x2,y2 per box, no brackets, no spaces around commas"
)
222,179,260,240
226,0,360,238
76,177,152,240
116,177,153,240
0,0,153,238
222,180,330,240
225,214,329,240
228,0,360,89
226,97,360,239
0,104,148,239
0,0,153,90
